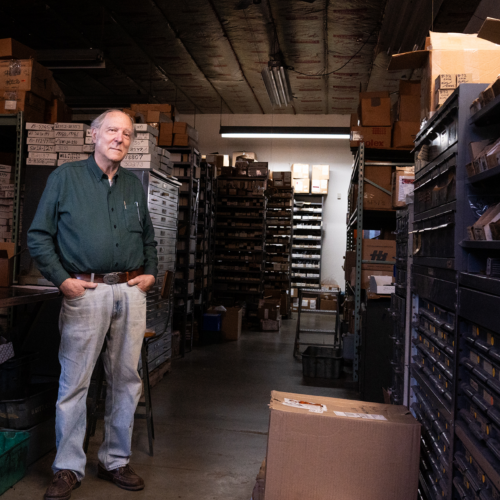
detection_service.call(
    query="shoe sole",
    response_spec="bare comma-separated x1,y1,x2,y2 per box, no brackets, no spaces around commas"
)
97,471,144,491
44,481,81,500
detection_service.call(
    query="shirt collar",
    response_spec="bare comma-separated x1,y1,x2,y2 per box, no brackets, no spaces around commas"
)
87,154,120,183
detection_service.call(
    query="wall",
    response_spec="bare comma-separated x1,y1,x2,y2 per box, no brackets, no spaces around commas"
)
178,113,353,290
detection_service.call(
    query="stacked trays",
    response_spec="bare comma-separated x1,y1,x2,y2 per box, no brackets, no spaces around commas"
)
213,175,267,322
130,169,180,372
291,197,323,289
264,187,293,316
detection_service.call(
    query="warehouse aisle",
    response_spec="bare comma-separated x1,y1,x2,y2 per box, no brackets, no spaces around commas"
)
3,319,358,500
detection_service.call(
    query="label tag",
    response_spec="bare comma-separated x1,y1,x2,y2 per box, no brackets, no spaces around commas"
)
283,398,327,414
334,411,387,421
4,100,16,110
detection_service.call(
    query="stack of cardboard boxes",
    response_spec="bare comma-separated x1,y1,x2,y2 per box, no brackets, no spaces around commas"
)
258,297,281,331
291,164,329,195
0,38,72,124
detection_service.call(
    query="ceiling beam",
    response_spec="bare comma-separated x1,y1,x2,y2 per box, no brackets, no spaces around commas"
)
206,0,265,114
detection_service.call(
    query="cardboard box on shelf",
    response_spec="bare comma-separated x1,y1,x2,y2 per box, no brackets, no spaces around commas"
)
473,204,500,240
0,38,36,59
319,293,337,311
435,74,457,90
173,134,197,147
435,89,455,108
398,95,420,122
369,275,395,294
291,164,309,179
393,121,420,149
399,80,421,96
0,59,54,101
363,165,393,210
392,167,415,208
265,391,420,500
358,91,391,126
0,91,46,122
232,151,256,166
362,239,396,263
248,162,268,177
311,179,328,194
389,31,500,120
457,73,473,85
312,165,329,180
272,171,292,186
351,265,394,289
350,126,391,149
293,179,310,194
205,154,225,168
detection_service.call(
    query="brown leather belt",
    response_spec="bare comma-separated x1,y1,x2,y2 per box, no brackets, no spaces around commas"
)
70,267,144,285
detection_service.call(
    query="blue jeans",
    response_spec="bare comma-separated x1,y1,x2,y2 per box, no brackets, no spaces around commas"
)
52,282,146,480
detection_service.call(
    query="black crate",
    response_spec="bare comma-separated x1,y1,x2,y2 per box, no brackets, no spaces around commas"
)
302,347,343,379
0,353,37,400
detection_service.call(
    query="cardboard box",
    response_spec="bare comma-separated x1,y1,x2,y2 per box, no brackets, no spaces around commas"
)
393,121,420,149
258,299,281,321
369,275,395,294
232,151,256,166
457,73,473,85
222,306,243,341
260,319,281,331
473,204,500,240
311,179,328,194
293,179,310,194
319,294,337,311
0,91,46,122
363,165,393,210
362,239,396,263
291,164,309,179
435,74,457,90
0,38,36,59
435,89,454,108
392,168,415,207
0,242,15,287
0,59,53,101
350,126,391,149
359,91,391,126
264,289,289,314
45,99,72,124
398,95,420,122
399,80,421,96
389,32,500,119
248,162,268,177
265,391,420,500
311,165,329,180
351,265,394,290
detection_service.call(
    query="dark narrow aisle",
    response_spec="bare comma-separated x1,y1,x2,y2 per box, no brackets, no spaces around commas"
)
2,319,358,500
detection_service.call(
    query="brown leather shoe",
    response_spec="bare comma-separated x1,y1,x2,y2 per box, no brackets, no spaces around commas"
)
44,470,80,500
97,463,145,491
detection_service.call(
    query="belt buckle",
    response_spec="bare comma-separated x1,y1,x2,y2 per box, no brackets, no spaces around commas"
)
103,272,120,285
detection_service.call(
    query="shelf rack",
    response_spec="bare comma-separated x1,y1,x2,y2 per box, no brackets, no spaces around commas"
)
168,146,201,356
213,175,268,322
291,194,324,292
346,144,413,384
194,161,217,338
264,186,293,317
407,83,500,500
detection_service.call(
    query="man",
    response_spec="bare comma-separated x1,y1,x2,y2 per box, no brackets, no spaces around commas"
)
28,109,157,500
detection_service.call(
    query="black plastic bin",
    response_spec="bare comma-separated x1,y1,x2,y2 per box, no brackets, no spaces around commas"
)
302,347,343,379
0,353,37,400
0,383,58,430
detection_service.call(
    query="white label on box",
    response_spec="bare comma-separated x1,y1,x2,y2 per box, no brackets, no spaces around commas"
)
323,165,328,175
128,145,154,153
28,131,55,138
124,154,155,161
55,131,84,138
4,100,17,110
58,153,89,160
283,398,327,414
26,138,55,145
86,129,92,136
0,165,12,173
26,123,54,131
121,161,158,169
28,145,56,152
55,145,84,153
55,138,85,145
54,123,90,131
27,158,57,166
334,411,387,421
398,176,415,202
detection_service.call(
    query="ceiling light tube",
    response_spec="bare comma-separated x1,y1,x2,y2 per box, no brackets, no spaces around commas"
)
219,126,351,139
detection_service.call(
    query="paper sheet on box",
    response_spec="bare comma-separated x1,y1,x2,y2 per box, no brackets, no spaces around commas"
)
334,411,387,421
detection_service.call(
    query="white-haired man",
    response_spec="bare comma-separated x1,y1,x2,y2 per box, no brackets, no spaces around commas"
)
28,109,157,499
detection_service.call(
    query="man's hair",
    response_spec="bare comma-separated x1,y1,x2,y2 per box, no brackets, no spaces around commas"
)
90,109,137,140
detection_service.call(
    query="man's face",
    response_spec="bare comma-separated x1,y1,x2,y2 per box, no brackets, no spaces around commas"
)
92,112,133,163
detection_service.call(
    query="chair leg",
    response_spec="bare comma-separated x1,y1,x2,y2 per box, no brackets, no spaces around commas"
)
141,341,154,456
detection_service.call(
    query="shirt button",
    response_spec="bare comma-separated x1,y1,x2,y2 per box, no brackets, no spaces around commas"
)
116,243,119,247
115,263,118,267
114,225,117,229
111,208,114,211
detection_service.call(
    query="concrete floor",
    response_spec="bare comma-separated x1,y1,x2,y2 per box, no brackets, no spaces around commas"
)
3,318,358,500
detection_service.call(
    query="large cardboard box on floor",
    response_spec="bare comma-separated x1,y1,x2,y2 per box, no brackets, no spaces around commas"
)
358,91,391,126
265,391,420,500
207,306,243,340
389,32,500,120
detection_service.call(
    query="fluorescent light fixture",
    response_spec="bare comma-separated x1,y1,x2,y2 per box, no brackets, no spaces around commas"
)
261,61,293,107
220,126,350,139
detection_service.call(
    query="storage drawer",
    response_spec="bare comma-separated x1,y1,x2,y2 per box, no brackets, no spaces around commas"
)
149,194,177,210
154,227,177,240
413,211,455,260
460,287,500,336
150,213,177,229
413,272,457,311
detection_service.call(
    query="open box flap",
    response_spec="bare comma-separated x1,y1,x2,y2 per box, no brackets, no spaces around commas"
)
478,17,500,46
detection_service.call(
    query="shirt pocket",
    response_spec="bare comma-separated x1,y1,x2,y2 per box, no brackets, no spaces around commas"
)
125,208,143,233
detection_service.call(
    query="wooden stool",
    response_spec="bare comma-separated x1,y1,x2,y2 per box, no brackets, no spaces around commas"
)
83,330,156,456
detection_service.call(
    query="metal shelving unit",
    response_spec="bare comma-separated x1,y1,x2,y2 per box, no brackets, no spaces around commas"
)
168,146,200,356
213,175,268,322
264,186,293,317
291,194,323,290
346,144,412,384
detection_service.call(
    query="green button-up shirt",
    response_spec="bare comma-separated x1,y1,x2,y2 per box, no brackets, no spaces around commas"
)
27,155,158,287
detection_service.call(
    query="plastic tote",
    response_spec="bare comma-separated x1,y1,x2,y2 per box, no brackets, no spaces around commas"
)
0,430,30,495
